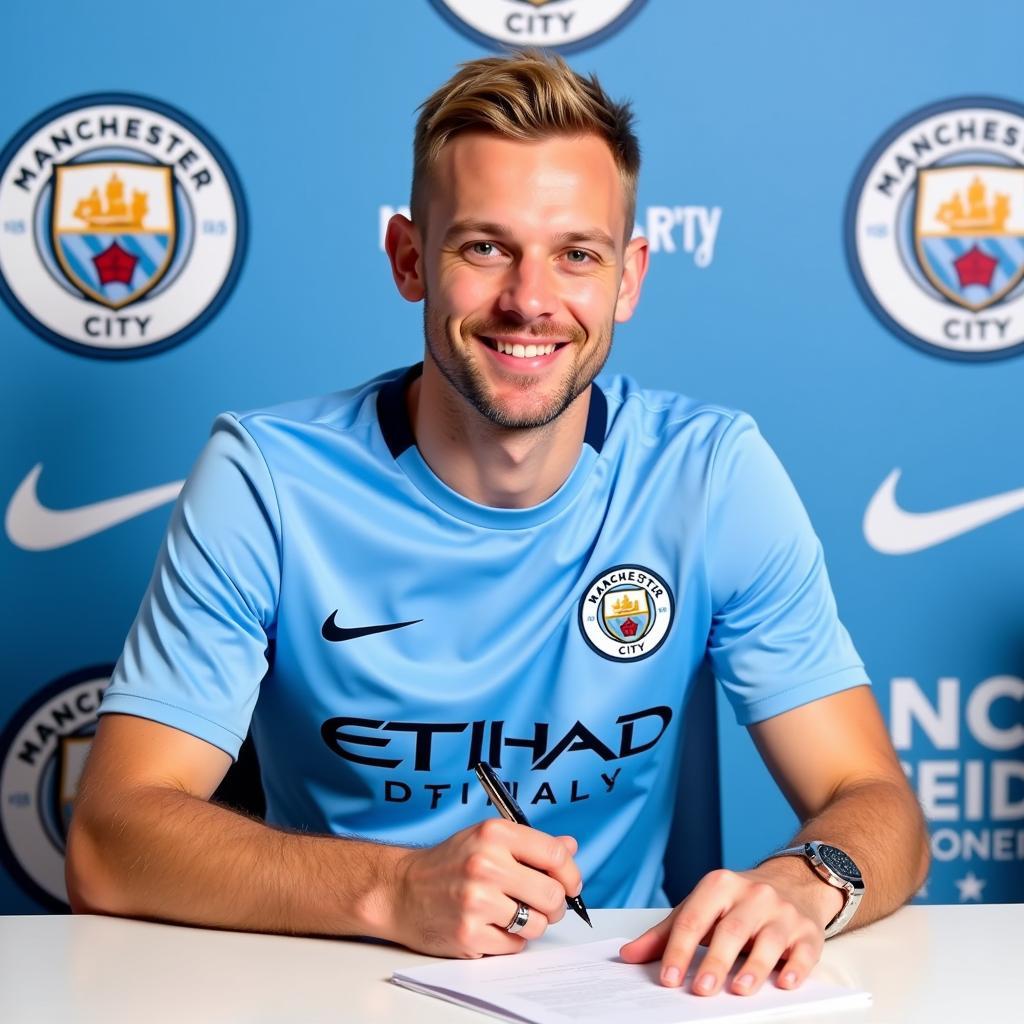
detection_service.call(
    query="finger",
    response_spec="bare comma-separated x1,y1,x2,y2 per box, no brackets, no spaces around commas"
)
618,912,675,963
728,926,790,996
556,835,579,856
775,936,823,990
462,823,572,922
481,820,582,901
450,873,548,956
656,872,736,987
691,911,767,996
444,896,531,958
504,859,572,923
659,909,727,988
464,923,529,957
494,895,549,943
458,850,561,930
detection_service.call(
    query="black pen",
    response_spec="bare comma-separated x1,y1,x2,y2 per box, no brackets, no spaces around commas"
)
473,760,592,927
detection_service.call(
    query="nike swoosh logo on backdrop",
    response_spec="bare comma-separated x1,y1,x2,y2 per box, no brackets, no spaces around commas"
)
864,469,1024,555
321,611,422,642
5,464,184,551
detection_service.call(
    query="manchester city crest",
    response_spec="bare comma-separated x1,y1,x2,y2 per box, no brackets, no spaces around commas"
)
0,667,111,910
846,97,1024,360
0,93,246,358
601,587,651,642
52,163,177,309
914,166,1024,312
429,0,647,53
578,564,674,662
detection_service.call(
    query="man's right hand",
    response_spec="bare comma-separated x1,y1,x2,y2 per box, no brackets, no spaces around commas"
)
68,715,582,954
386,818,582,957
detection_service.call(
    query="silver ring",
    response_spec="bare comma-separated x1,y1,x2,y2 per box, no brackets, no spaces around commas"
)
505,902,530,934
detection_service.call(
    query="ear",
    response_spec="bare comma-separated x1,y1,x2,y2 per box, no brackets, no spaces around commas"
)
385,214,425,302
614,235,650,323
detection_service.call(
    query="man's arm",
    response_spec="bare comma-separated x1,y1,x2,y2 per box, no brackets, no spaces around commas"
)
620,684,930,996
67,713,581,956
745,682,929,930
66,714,400,936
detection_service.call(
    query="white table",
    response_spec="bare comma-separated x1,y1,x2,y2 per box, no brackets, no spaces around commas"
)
0,905,1017,1023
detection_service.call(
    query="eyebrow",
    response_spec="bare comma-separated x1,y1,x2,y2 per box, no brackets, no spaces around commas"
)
443,220,511,243
443,219,617,252
554,228,618,252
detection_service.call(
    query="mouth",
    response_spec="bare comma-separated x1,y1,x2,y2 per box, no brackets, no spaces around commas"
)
477,335,573,369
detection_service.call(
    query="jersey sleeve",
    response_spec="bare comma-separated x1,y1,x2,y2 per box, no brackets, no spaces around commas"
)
99,413,282,759
705,413,869,725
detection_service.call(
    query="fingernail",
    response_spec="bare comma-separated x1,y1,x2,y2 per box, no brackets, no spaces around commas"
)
736,973,754,991
662,966,680,986
697,973,715,993
782,971,798,986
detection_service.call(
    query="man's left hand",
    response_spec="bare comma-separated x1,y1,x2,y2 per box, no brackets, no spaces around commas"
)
619,858,843,997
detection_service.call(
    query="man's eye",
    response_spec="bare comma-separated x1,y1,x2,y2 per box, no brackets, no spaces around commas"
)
469,242,497,257
566,249,591,263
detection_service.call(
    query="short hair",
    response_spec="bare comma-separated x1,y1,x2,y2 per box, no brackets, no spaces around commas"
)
411,48,640,242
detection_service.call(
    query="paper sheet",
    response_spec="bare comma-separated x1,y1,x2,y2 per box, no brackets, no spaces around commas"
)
392,938,871,1023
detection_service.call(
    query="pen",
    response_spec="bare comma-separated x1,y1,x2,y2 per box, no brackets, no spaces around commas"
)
473,760,592,928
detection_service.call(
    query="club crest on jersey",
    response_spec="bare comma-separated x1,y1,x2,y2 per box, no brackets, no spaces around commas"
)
0,93,247,358
846,97,1024,360
578,564,674,662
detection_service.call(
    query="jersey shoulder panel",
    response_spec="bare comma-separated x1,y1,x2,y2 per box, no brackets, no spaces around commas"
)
231,365,406,443
597,372,746,464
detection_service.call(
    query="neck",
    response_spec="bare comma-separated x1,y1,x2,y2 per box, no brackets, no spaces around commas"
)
407,358,591,509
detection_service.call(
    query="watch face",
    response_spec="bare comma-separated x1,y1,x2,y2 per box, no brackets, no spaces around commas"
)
818,843,862,880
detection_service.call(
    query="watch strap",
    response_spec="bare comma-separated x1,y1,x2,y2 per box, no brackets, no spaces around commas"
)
761,842,865,939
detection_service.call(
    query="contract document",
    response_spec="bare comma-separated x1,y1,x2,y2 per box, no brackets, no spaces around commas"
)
392,938,872,1023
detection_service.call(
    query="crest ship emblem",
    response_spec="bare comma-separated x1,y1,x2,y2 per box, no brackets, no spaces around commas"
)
601,588,651,641
914,167,1024,312
52,163,176,309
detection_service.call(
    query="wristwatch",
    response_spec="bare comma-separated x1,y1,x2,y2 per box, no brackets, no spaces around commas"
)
760,841,865,938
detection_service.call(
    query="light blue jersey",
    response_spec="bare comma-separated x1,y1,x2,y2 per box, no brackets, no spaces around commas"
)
100,363,868,907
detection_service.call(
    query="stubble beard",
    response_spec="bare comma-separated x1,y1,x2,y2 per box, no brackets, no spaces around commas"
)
422,298,613,431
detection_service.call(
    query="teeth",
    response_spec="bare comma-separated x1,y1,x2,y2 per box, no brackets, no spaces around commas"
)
494,341,558,357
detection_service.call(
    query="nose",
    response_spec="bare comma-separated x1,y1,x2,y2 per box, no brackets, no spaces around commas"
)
497,250,558,321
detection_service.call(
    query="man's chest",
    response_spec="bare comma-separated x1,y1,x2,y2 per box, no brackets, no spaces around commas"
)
259,489,709,789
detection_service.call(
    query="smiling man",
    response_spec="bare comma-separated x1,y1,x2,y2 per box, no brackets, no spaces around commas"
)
395,125,643,509
67,50,929,998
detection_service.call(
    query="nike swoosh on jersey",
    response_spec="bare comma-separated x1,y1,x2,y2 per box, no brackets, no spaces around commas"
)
863,469,1024,555
321,611,422,642
5,464,184,552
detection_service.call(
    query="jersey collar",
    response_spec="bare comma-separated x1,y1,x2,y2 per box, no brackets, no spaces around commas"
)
375,362,607,529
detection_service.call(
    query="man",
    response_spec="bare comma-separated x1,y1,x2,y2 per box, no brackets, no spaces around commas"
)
66,50,929,998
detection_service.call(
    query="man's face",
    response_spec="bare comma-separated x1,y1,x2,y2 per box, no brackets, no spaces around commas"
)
418,132,636,429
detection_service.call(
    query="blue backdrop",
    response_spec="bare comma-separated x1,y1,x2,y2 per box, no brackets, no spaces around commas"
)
1,0,1021,913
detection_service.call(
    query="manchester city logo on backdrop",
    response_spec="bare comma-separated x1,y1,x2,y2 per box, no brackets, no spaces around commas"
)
0,94,247,359
0,666,111,909
578,564,674,662
429,0,647,53
846,97,1024,361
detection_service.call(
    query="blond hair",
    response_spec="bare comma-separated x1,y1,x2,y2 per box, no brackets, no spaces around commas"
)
411,49,640,241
